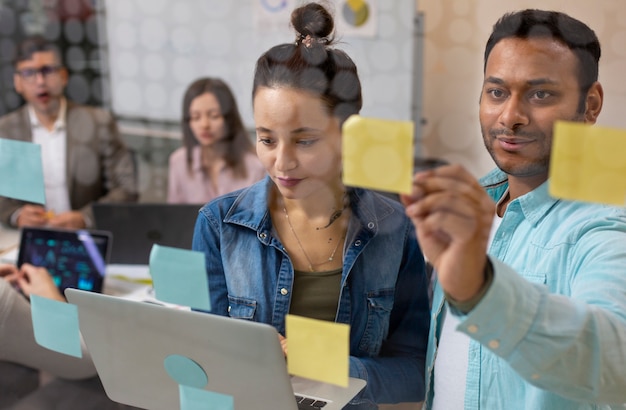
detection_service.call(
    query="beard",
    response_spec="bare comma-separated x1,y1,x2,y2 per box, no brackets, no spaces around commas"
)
482,113,585,178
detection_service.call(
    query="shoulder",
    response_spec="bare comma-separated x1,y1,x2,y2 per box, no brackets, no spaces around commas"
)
169,146,187,164
0,106,28,134
557,200,626,234
199,178,270,226
66,102,115,125
352,189,406,221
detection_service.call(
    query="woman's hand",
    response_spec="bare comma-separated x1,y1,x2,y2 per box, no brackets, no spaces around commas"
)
278,334,288,357
14,263,66,302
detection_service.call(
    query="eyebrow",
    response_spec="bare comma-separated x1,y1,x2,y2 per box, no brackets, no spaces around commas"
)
254,126,320,135
484,76,559,86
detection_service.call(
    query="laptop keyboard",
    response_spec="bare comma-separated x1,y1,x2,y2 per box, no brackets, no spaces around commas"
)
295,395,327,409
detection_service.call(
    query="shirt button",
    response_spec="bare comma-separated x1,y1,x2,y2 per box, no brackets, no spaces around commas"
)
227,306,231,312
259,232,267,239
467,324,479,333
354,240,362,247
367,222,375,230
280,288,288,296
488,339,500,349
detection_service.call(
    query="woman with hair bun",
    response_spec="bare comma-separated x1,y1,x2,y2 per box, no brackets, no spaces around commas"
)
192,3,429,407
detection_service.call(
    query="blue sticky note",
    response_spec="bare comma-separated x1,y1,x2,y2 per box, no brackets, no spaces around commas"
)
164,354,208,388
0,139,45,204
149,244,211,310
30,295,82,358
179,385,234,410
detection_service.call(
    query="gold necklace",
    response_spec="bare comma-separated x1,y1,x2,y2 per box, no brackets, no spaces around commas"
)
283,206,344,272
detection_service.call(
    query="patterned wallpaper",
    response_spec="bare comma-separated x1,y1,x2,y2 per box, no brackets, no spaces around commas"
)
416,0,626,178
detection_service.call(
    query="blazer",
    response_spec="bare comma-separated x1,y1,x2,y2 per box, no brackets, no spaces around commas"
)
0,102,138,226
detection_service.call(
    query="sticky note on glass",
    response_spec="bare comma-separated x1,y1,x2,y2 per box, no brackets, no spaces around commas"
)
149,244,211,311
0,138,45,204
30,295,82,358
179,385,233,410
286,314,349,387
549,121,626,206
342,115,414,194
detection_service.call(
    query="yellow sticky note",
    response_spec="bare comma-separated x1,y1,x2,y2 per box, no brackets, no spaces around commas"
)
286,314,350,388
549,121,626,206
342,115,414,194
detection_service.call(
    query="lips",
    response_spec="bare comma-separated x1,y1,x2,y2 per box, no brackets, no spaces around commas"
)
36,92,50,102
496,137,533,151
276,177,302,187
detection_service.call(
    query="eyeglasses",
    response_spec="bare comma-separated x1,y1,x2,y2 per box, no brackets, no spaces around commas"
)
16,65,62,82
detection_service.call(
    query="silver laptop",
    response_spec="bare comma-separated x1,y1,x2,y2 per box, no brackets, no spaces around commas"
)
65,289,366,410
92,203,201,264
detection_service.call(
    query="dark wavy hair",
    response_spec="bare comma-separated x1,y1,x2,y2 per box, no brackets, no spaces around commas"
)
181,77,254,178
252,2,362,124
485,9,601,113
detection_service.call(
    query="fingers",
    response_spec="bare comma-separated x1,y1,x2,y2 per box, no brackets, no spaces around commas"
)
404,165,493,238
0,264,18,278
17,205,47,227
18,264,65,302
278,334,288,357
47,211,86,229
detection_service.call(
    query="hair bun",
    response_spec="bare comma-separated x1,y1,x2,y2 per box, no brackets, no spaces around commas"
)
292,2,335,47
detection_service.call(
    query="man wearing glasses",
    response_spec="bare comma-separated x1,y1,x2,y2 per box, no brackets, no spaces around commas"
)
0,35,137,230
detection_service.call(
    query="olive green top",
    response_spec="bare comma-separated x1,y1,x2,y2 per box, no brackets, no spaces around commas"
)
288,267,342,322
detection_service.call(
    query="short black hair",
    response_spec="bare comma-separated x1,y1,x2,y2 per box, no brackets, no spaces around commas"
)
485,10,601,100
14,35,63,67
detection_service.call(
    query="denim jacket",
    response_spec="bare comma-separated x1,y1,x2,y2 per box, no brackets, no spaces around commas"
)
424,169,626,409
192,177,430,408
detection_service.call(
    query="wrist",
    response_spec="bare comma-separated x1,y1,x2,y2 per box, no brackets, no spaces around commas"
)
445,258,494,314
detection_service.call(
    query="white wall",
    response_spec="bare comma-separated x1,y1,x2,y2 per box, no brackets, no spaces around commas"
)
416,0,626,177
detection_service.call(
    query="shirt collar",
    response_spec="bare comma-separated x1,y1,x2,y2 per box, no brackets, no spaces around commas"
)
481,168,559,226
28,97,67,132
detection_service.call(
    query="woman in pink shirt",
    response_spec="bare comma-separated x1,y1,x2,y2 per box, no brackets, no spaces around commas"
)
167,78,265,204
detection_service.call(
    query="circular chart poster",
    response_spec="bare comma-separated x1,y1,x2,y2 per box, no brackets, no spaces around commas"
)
336,0,378,37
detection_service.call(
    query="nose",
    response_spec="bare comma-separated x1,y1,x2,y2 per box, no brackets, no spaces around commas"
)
498,95,529,131
275,143,297,172
34,71,47,85
199,114,212,129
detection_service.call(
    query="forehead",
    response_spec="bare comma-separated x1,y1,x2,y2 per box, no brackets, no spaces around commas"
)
253,87,330,125
485,37,579,85
189,92,220,111
16,51,60,68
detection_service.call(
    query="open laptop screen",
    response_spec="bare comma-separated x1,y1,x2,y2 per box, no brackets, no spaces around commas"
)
17,227,111,293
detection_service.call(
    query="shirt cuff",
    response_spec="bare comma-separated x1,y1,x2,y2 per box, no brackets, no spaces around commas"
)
9,209,21,227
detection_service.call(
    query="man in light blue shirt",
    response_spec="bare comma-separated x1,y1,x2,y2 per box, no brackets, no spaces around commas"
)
402,9,626,409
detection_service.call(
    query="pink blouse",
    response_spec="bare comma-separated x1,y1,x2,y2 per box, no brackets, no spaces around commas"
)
167,145,266,204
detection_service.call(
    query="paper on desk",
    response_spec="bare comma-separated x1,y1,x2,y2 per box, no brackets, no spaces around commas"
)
149,244,211,311
549,121,626,206
179,385,233,410
31,295,82,358
286,314,349,387
0,139,45,204
342,115,414,194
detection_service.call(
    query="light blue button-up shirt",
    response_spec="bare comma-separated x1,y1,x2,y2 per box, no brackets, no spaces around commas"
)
425,168,626,410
